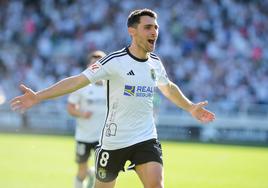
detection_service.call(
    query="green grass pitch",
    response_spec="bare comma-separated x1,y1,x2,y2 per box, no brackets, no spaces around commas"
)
0,133,268,188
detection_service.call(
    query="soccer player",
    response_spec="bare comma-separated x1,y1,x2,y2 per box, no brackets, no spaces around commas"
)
68,51,106,188
11,9,215,188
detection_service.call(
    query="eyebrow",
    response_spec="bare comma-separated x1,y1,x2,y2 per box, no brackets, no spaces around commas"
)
144,24,159,29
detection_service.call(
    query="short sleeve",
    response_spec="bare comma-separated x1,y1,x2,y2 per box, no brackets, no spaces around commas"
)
82,61,111,83
157,62,170,86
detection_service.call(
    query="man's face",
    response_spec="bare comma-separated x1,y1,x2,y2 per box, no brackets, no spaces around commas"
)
132,16,159,53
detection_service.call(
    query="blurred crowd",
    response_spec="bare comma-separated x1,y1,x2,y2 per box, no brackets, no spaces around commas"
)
0,0,268,112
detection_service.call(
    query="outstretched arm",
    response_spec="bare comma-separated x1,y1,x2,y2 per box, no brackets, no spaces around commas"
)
11,73,90,112
158,81,215,123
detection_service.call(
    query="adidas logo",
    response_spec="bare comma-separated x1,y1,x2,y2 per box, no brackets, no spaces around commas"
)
127,70,135,75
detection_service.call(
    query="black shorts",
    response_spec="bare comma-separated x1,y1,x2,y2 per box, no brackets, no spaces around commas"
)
95,139,163,182
75,141,99,163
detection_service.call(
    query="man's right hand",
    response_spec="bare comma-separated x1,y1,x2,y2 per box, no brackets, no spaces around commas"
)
10,84,40,113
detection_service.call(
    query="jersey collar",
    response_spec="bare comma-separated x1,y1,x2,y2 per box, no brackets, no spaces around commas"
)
126,47,148,62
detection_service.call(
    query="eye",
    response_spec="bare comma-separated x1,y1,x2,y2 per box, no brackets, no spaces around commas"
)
144,26,151,30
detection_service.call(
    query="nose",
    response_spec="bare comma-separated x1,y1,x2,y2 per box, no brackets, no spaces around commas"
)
151,28,158,37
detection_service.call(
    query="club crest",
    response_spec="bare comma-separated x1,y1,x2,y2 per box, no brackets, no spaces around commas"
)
98,167,107,179
150,69,156,81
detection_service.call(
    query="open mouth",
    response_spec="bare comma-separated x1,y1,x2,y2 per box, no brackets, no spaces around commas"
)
148,39,155,45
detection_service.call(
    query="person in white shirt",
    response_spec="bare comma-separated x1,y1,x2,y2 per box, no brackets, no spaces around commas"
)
11,8,215,188
67,51,106,188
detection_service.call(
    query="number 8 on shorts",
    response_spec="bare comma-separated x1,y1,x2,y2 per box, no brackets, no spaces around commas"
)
99,151,109,167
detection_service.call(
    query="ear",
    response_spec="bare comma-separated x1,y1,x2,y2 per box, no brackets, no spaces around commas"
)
128,27,136,37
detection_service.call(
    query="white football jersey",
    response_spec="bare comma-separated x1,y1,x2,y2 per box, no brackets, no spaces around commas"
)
68,83,106,143
82,47,169,150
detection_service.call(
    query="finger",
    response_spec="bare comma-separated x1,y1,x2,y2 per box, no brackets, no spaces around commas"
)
203,112,215,120
201,114,215,123
207,112,216,120
197,112,214,122
196,101,208,108
10,99,23,109
11,103,24,112
200,108,215,119
19,84,29,93
10,96,22,104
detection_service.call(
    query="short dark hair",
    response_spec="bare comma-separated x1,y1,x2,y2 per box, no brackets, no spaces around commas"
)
127,8,157,28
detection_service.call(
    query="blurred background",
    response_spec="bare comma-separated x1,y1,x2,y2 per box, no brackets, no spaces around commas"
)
0,0,268,144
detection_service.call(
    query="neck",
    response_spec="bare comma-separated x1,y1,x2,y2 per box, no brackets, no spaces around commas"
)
128,43,149,60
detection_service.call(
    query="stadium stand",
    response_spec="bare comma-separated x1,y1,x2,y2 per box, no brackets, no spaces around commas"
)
0,0,267,144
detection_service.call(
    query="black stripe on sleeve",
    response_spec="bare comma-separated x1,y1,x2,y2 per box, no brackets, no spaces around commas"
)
150,56,160,60
99,48,127,64
100,52,127,65
150,53,160,60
